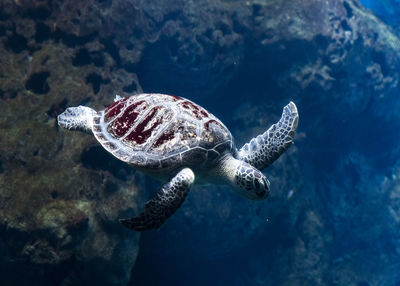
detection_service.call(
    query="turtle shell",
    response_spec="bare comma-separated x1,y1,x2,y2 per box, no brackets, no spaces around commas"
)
92,93,234,170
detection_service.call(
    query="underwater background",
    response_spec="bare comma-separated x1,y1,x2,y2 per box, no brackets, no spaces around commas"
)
0,0,399,285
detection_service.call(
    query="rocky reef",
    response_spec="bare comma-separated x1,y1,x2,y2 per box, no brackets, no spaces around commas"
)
1,0,400,285
0,0,145,285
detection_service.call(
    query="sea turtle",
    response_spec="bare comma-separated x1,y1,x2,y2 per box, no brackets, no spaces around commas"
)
58,93,298,231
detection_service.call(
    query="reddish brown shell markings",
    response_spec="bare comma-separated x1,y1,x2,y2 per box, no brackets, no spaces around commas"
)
152,128,175,148
180,100,209,120
204,119,223,131
167,94,183,101
107,100,146,137
125,106,162,144
200,109,209,117
96,93,233,163
104,97,129,122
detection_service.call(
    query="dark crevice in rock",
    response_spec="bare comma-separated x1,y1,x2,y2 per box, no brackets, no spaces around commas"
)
0,160,4,174
126,43,134,50
96,0,113,8
51,190,58,199
35,22,52,43
0,26,6,37
72,48,104,67
23,7,51,20
105,180,118,193
80,146,134,180
132,28,144,40
47,98,68,118
122,81,138,93
343,1,354,18
85,73,110,94
0,9,10,21
41,55,50,65
25,71,51,94
341,20,352,32
9,91,17,99
34,25,99,47
100,37,121,66
216,22,231,35
352,0,362,9
163,11,182,24
0,90,17,100
232,13,248,35
4,33,28,53
72,48,92,66
371,50,390,76
123,62,137,73
0,226,77,286
89,51,105,67
252,3,263,17
53,28,98,48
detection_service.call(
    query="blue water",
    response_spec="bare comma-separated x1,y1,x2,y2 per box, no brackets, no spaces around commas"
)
2,0,400,285
360,0,400,24
129,2,400,285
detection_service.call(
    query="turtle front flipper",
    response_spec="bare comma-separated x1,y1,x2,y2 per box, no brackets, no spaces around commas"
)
238,102,299,171
120,168,195,231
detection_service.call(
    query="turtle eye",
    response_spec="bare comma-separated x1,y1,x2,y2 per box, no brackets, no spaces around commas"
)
255,180,267,198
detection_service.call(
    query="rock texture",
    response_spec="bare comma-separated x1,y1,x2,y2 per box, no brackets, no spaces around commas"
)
0,1,146,285
1,0,400,285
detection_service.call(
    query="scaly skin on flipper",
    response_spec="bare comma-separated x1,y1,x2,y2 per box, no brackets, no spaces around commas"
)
238,102,298,171
120,168,195,231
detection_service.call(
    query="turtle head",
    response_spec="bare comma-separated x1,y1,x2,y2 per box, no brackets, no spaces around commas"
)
58,106,97,133
220,156,270,200
233,162,270,200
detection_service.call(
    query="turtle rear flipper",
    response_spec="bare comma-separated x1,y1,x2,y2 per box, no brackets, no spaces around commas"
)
120,168,195,231
238,102,299,171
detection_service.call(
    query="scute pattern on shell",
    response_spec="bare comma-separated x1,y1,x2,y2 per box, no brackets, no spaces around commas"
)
92,93,233,169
